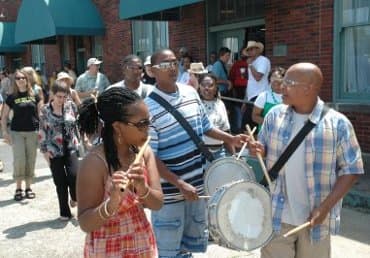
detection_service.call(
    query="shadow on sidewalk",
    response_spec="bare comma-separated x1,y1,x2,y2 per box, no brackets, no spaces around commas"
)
0,175,52,187
3,218,72,239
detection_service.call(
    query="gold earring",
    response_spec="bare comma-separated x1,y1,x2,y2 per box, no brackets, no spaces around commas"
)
118,134,122,144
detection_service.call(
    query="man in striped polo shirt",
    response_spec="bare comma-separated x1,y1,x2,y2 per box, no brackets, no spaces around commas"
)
145,49,248,258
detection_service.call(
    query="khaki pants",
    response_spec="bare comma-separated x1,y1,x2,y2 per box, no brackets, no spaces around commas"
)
261,223,330,258
11,131,38,180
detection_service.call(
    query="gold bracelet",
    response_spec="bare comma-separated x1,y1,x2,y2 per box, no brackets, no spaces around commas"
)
103,198,116,217
138,186,150,199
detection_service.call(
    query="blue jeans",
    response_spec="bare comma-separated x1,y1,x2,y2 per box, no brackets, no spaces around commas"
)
151,199,209,258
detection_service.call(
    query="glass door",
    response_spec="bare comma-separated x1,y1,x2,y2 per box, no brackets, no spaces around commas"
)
216,29,245,68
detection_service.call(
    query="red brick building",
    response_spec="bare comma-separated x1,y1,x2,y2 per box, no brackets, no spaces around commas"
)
1,0,369,162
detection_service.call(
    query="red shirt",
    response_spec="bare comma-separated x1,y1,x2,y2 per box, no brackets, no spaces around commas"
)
229,59,248,88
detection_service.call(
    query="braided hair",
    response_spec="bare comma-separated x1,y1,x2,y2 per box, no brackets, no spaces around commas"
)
78,87,141,175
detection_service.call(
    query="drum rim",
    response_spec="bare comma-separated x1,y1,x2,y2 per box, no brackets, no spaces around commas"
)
213,179,273,251
204,157,256,195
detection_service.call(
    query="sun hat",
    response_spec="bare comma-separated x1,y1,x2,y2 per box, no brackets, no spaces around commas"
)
86,57,102,67
56,71,74,84
246,41,264,53
188,62,208,74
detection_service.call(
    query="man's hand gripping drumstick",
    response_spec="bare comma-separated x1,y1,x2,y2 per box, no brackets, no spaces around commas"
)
246,124,273,190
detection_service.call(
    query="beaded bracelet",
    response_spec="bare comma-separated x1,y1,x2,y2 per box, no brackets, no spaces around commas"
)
138,187,150,199
103,198,116,217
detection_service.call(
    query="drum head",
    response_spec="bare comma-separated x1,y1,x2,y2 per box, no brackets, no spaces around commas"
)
212,180,273,251
205,157,256,195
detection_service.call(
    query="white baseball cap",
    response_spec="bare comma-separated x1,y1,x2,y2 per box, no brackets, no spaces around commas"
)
87,57,102,67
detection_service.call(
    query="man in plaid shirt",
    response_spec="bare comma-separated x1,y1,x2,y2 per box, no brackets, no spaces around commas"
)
248,62,364,258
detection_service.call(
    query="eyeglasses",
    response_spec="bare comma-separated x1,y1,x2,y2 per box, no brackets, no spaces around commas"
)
152,61,178,70
15,76,27,81
125,118,151,131
281,78,307,87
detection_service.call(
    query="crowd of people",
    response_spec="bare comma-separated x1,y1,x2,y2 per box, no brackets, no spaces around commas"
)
0,43,364,258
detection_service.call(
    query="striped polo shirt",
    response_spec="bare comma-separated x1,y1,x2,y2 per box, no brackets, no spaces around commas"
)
145,84,213,204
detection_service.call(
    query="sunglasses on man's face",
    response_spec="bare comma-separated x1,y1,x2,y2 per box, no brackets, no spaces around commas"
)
152,61,178,70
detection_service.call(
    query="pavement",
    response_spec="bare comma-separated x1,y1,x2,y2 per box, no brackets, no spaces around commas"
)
0,141,369,258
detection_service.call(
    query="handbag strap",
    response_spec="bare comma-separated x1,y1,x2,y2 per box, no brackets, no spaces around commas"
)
149,92,215,162
268,105,330,181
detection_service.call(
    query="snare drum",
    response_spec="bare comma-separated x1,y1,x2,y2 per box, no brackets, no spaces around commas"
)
204,156,255,196
208,180,273,251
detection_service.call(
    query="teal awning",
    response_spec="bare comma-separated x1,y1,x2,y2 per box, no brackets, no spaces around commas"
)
0,22,26,53
120,0,203,20
15,0,105,44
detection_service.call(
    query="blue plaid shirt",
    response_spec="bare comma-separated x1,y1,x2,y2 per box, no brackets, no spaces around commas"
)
259,98,364,241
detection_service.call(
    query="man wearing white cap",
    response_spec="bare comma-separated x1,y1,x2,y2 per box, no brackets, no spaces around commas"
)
241,41,271,129
75,57,110,100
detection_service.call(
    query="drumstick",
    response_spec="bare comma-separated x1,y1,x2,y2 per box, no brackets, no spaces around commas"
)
236,126,256,160
120,136,151,192
246,124,273,190
283,221,311,238
174,195,211,200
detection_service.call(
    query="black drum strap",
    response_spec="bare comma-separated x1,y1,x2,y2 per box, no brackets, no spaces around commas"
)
149,92,215,162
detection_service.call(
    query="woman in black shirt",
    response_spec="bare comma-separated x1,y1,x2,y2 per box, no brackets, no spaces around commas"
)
1,69,42,201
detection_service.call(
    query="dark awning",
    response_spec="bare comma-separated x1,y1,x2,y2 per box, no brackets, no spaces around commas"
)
15,0,105,44
120,0,203,20
0,22,26,53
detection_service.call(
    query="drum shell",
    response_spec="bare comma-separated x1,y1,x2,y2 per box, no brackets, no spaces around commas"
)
208,180,273,251
204,157,256,196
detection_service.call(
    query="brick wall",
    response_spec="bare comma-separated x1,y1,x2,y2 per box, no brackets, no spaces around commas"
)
0,0,21,22
265,0,333,101
92,0,132,83
169,3,207,63
265,0,370,153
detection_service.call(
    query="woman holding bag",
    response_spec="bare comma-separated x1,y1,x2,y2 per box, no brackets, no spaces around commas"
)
39,80,79,220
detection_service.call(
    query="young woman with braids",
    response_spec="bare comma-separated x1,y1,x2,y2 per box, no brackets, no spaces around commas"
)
77,87,163,257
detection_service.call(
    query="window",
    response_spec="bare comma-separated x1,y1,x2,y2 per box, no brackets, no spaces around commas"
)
132,21,169,60
335,0,370,102
93,36,103,59
0,55,4,69
31,44,45,72
208,0,265,26
63,37,70,61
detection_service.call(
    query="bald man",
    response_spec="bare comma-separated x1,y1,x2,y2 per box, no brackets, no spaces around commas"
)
248,63,364,258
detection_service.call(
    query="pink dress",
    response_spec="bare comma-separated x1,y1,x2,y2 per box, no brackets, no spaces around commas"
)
84,153,158,258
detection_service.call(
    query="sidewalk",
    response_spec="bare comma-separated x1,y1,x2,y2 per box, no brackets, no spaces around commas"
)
0,142,369,257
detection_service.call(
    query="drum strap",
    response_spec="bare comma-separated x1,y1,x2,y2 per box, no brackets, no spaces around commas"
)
149,92,215,162
265,105,330,183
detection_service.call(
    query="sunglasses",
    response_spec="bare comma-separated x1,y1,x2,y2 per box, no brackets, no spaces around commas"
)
125,118,151,131
152,61,178,70
15,76,27,81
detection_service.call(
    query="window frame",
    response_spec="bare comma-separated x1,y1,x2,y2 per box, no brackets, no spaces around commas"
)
31,44,45,73
131,20,169,60
333,0,370,103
